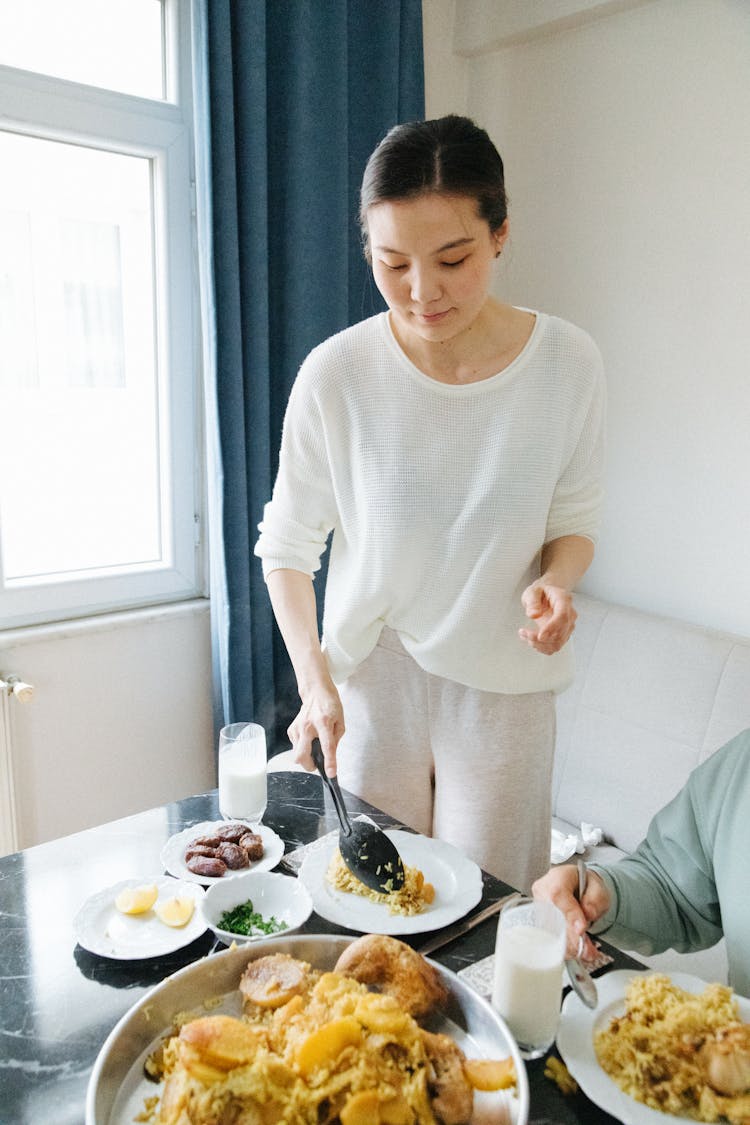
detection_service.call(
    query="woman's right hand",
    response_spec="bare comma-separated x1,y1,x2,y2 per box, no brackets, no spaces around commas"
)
531,864,611,960
287,678,345,778
265,569,345,778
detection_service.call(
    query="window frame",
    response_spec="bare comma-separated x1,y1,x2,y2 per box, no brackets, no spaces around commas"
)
0,0,205,628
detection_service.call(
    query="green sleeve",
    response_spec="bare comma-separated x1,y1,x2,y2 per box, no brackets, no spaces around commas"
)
587,764,723,957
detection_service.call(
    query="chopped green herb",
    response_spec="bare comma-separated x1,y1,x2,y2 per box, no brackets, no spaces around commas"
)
217,898,288,937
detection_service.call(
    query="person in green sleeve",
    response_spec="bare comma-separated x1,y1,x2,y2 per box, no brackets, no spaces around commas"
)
532,729,750,996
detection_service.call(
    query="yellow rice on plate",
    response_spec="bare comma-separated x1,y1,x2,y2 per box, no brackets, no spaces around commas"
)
326,848,435,916
595,973,750,1123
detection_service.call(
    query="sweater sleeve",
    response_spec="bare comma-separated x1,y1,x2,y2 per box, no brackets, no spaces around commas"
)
545,341,606,545
588,765,723,957
254,364,338,578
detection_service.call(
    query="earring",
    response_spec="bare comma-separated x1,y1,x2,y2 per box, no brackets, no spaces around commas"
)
495,250,501,258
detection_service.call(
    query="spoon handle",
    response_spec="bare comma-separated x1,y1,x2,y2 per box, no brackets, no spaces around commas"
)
311,739,352,836
564,858,598,1009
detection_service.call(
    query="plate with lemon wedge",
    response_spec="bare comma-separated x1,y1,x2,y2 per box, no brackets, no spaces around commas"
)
74,876,207,959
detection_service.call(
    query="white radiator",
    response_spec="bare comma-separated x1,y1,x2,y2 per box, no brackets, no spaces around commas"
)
0,673,34,856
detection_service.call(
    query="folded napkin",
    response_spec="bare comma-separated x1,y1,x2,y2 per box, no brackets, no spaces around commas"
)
551,821,603,864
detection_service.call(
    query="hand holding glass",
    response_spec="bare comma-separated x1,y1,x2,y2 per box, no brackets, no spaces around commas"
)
491,896,566,1059
218,722,268,824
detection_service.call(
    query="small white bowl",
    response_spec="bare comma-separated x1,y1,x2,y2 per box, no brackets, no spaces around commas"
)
200,871,313,945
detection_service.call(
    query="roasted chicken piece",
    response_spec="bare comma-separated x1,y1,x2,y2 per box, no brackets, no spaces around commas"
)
334,933,448,1022
421,1030,474,1125
700,1022,750,1095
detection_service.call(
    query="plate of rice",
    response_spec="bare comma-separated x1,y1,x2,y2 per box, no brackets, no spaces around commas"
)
557,969,750,1124
298,829,483,935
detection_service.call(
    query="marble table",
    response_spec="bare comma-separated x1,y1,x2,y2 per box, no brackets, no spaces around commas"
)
0,769,639,1124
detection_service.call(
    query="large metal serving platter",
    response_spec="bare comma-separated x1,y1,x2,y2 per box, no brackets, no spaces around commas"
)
86,933,529,1125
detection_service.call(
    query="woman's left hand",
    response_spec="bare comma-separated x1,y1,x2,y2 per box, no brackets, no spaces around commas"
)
518,581,577,654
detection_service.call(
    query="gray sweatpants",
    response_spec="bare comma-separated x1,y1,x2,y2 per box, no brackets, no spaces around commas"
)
336,627,555,894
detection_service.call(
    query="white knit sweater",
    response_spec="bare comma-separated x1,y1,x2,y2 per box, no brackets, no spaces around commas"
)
255,311,605,693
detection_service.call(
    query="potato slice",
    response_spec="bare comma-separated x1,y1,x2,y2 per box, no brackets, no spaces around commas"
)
354,993,412,1037
340,1089,380,1125
463,1056,516,1090
179,1015,263,1075
295,1016,363,1076
379,1093,413,1125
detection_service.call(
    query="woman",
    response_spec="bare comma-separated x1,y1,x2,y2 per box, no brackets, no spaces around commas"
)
255,115,605,891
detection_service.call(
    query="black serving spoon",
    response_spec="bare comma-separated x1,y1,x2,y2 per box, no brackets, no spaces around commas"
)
311,739,405,894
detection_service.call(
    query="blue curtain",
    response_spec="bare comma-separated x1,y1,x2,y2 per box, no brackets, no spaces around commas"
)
206,1,425,747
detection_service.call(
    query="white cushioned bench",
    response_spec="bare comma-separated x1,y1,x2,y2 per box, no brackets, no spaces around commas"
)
554,593,750,983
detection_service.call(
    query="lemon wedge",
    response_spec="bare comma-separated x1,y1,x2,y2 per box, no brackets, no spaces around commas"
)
115,883,159,915
155,895,195,928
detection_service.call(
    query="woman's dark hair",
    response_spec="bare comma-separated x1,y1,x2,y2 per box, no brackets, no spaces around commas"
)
359,115,507,256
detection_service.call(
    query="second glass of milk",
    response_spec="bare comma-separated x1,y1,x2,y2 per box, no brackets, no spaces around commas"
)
491,896,566,1059
218,722,268,824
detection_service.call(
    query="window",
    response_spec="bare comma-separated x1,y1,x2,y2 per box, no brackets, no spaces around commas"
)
0,0,203,627
0,0,164,99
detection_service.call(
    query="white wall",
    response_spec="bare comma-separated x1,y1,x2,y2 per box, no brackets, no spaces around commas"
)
422,0,469,116
1,601,215,849
423,0,750,636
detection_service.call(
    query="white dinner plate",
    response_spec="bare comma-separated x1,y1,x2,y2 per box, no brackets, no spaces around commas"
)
298,829,483,935
557,969,750,1125
160,820,285,884
74,876,206,959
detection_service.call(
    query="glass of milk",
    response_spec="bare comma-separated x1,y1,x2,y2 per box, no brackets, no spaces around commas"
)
491,896,566,1059
218,722,268,824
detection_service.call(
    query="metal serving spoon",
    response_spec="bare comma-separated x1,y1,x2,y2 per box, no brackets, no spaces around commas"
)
311,739,405,894
564,858,598,1009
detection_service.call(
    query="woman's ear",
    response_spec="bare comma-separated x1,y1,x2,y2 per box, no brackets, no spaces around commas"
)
493,218,509,257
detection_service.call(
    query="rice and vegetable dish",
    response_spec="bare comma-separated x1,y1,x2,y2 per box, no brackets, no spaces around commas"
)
327,848,435,916
595,973,750,1123
154,937,516,1124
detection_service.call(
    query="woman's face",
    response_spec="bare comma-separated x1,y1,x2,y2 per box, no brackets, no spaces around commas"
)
366,193,507,349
